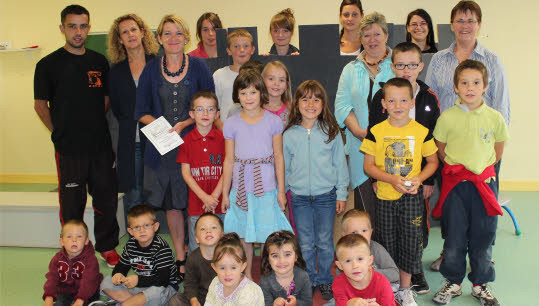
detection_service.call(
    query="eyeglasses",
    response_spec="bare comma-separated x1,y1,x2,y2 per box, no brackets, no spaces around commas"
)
394,63,420,70
408,21,428,28
454,19,478,25
192,107,217,114
130,223,155,232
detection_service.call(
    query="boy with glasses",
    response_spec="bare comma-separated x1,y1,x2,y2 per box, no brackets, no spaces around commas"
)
177,91,226,253
99,204,178,305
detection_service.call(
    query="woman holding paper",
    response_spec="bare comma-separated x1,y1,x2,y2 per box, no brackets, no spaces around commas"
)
134,14,215,282
107,14,159,211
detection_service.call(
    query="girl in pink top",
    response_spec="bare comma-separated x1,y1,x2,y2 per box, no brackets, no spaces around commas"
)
188,12,223,58
262,61,292,128
262,61,297,233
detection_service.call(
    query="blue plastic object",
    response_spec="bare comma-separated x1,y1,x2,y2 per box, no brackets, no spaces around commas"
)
501,205,521,235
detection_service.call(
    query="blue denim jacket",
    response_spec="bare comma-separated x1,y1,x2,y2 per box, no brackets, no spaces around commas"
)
283,122,349,201
135,55,215,169
334,56,394,189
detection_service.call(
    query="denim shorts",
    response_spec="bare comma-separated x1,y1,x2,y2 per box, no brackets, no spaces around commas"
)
100,276,177,305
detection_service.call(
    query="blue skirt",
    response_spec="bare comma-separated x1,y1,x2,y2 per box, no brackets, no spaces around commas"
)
225,189,292,243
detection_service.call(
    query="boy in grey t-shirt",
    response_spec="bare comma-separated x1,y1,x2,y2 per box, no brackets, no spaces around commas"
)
340,209,400,291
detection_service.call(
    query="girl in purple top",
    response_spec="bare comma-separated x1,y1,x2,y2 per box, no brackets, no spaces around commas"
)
222,70,292,280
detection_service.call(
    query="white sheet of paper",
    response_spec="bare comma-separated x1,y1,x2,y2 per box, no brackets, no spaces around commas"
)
140,116,183,155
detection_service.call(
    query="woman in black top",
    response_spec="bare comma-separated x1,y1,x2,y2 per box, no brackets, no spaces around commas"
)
406,9,438,53
107,14,159,210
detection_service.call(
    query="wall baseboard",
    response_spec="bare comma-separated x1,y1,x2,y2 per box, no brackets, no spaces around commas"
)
0,174,57,184
500,180,539,191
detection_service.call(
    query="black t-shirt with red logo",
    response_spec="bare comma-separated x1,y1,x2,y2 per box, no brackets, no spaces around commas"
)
34,47,111,155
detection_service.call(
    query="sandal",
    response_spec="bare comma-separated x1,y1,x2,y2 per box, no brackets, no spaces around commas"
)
176,259,186,283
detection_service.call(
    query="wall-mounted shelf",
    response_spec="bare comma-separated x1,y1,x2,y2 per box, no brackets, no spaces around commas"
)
0,48,41,61
0,48,41,53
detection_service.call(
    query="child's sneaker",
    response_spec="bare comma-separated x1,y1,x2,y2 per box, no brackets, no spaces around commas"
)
432,281,462,304
100,250,120,268
411,273,430,294
395,288,418,306
471,284,499,306
430,254,443,271
319,283,333,300
88,300,117,306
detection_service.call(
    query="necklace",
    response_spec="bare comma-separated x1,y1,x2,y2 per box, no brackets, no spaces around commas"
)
163,54,186,77
364,49,388,66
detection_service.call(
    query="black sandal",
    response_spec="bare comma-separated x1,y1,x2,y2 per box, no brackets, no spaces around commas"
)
176,259,186,283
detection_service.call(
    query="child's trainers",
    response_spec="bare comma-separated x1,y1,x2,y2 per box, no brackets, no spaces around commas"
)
411,273,430,294
100,250,120,268
88,300,117,306
432,281,462,304
471,284,499,306
319,283,333,300
395,288,418,306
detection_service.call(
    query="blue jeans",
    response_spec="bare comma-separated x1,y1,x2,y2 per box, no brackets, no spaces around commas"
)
291,188,336,286
440,180,498,284
123,142,144,210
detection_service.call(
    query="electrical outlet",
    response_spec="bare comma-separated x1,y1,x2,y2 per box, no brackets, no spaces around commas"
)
0,41,12,50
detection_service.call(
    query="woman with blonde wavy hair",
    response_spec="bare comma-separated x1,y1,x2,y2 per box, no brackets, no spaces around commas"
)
135,14,215,283
107,14,159,214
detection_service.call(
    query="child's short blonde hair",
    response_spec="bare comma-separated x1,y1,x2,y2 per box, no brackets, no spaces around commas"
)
127,204,156,227
226,29,253,48
341,209,372,232
335,233,370,259
60,219,89,238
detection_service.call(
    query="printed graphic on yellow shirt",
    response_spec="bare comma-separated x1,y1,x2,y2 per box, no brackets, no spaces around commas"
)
384,136,415,177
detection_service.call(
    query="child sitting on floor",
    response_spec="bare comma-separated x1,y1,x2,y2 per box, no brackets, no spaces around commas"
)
43,220,102,306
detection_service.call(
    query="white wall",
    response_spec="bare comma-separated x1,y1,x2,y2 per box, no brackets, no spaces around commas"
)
0,0,537,189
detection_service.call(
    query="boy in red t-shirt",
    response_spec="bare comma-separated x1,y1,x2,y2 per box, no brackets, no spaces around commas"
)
177,90,226,252
333,234,395,306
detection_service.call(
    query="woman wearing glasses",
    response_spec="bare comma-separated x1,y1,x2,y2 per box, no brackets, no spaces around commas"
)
406,9,437,53
426,1,509,120
135,14,215,283
334,12,394,219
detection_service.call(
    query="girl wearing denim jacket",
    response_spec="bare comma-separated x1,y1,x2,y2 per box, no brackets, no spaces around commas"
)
283,80,349,300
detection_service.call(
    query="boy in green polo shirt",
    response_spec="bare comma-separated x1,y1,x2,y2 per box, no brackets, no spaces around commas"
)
431,60,509,306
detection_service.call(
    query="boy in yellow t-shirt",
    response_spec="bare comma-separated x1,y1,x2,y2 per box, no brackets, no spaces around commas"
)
360,77,438,306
